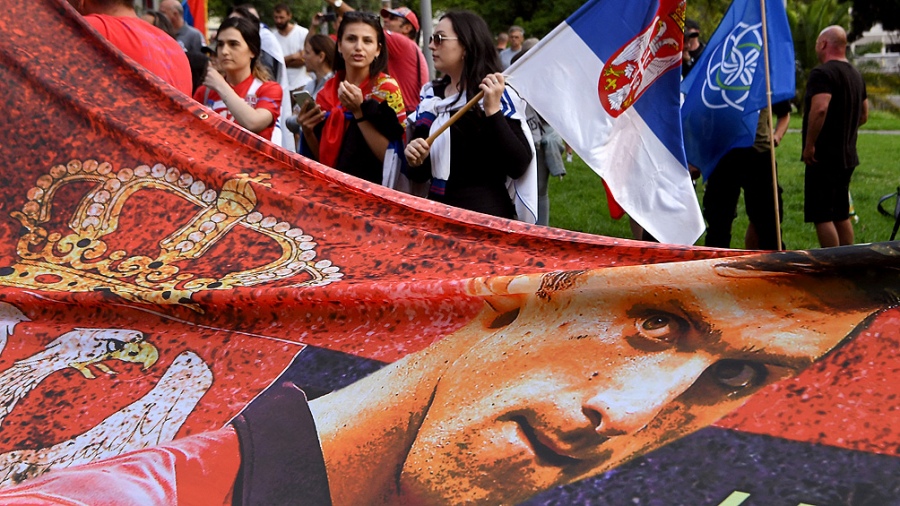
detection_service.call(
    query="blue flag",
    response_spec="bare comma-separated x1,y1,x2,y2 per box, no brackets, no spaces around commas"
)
681,0,795,179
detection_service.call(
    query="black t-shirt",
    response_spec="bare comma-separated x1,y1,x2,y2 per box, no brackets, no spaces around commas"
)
314,98,405,184
231,382,332,506
802,60,867,168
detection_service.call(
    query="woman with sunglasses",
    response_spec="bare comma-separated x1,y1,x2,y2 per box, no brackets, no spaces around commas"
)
404,10,536,223
296,11,406,185
194,17,282,143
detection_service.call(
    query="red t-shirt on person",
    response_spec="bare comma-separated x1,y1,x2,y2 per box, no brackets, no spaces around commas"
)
194,75,283,142
85,14,193,95
384,31,428,114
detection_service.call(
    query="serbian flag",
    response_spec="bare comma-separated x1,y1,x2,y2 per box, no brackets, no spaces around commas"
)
507,0,704,245
681,0,795,179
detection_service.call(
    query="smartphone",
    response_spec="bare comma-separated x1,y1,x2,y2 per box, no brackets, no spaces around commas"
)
291,90,314,110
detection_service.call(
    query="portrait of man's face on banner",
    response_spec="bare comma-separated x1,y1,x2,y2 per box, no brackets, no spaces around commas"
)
308,253,893,505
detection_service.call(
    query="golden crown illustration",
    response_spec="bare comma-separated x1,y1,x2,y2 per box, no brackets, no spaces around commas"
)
2,159,343,308
671,0,687,32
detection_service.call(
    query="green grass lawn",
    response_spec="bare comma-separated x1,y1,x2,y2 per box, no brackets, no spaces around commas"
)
548,128,900,250
788,109,900,131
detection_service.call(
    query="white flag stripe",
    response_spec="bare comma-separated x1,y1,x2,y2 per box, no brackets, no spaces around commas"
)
507,22,704,245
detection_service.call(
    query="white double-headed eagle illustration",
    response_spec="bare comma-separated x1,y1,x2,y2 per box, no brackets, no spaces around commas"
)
0,302,213,487
0,327,159,428
606,18,682,112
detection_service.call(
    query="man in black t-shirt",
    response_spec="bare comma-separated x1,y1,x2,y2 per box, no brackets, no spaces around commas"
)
802,25,868,248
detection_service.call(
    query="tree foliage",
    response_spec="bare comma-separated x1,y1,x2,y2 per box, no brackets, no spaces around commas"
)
207,0,371,30
430,0,583,38
845,0,900,39
788,0,851,108
683,0,731,38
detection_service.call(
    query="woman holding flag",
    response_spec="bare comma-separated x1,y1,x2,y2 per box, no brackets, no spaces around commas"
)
404,10,536,223
296,11,406,184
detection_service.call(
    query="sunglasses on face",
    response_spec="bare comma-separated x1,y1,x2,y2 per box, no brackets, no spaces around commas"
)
430,33,458,45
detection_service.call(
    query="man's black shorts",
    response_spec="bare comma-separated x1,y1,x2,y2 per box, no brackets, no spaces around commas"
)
804,164,855,223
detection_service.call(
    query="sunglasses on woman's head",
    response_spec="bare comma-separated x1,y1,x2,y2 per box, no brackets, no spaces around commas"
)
430,33,458,45
344,11,381,22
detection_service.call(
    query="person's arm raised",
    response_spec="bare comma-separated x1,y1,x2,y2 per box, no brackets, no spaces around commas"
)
203,70,277,134
339,81,390,162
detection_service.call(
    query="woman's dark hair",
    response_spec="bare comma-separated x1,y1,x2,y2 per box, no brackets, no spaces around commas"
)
227,4,260,26
307,33,336,70
440,10,502,103
216,16,271,81
333,11,389,78
143,10,175,38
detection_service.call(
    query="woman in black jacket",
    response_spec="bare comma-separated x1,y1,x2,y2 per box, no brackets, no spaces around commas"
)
404,10,535,221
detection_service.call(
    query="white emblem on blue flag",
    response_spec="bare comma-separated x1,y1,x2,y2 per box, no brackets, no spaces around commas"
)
701,22,762,111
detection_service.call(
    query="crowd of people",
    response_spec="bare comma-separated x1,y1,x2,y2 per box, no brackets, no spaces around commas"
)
71,0,869,249
69,0,569,228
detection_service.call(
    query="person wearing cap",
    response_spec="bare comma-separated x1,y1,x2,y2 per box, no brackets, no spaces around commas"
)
682,18,705,77
381,6,418,41
376,6,428,114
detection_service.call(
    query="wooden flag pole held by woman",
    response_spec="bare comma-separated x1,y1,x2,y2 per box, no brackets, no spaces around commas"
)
425,90,486,146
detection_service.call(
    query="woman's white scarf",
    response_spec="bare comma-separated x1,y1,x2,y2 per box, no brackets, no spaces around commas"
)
412,82,538,224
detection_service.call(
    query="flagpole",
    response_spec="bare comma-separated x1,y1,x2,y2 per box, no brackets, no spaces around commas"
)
759,0,783,250
425,90,485,146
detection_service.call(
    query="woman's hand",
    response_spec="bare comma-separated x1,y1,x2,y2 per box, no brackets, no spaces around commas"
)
202,67,229,95
405,137,431,167
337,81,365,118
297,102,325,132
480,72,506,116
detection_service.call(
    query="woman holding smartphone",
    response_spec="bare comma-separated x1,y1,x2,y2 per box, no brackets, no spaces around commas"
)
296,11,406,184
194,17,282,143
403,11,536,223
286,34,336,150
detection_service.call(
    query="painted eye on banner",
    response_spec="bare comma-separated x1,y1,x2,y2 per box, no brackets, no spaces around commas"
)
710,359,768,394
635,312,687,344
106,338,126,353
